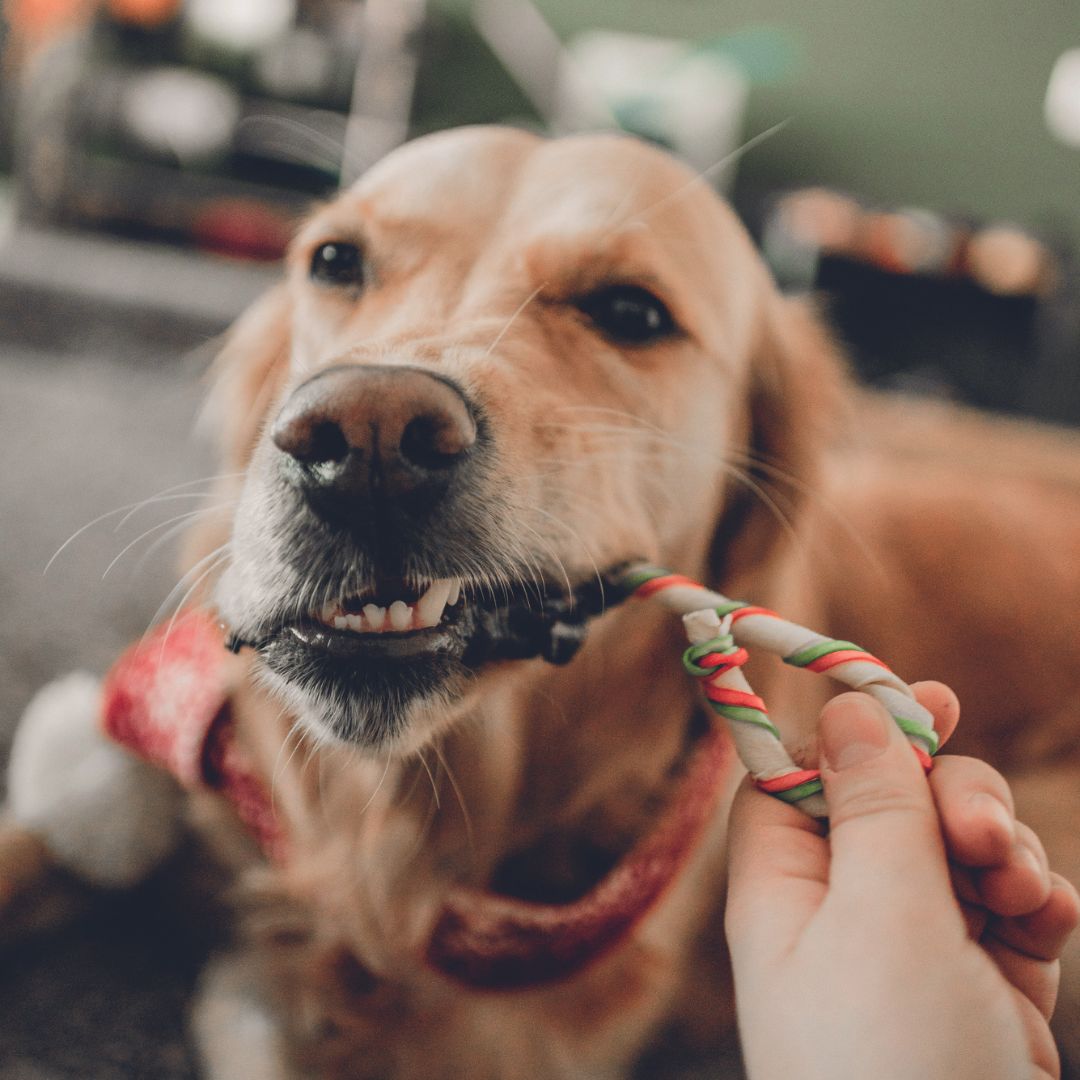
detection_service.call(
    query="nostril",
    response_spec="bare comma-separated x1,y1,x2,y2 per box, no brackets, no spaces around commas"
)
272,411,351,464
400,415,472,471
307,421,350,464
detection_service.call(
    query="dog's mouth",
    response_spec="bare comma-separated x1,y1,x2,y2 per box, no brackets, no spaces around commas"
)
281,577,467,659
241,566,616,747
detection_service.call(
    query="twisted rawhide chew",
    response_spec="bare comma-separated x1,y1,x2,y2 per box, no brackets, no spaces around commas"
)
621,564,938,818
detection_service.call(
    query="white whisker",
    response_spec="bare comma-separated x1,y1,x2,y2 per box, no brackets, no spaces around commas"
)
44,471,243,575
629,118,794,228
144,543,229,641
102,505,233,579
416,748,441,811
431,740,474,857
481,283,546,359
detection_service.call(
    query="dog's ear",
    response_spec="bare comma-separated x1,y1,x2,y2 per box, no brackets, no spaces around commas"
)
182,285,293,573
710,293,850,589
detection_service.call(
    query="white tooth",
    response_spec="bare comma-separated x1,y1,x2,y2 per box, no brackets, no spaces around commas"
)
417,579,453,628
447,579,461,607
389,600,412,631
363,604,386,631
333,615,349,630
345,614,363,632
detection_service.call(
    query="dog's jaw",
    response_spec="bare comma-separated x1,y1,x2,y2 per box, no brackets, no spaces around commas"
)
250,652,465,754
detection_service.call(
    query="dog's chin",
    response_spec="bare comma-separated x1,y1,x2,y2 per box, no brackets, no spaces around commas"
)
255,617,475,751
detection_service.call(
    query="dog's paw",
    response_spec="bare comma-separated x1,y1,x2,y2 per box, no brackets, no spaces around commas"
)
7,671,183,887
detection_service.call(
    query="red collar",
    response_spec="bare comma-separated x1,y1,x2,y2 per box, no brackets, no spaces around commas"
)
102,611,731,990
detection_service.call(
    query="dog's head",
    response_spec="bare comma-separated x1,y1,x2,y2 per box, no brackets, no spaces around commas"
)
205,126,843,752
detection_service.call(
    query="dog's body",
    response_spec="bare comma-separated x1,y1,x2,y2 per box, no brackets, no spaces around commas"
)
4,126,1080,1078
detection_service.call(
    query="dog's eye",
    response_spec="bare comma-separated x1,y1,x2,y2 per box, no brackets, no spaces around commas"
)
576,285,677,345
310,242,364,287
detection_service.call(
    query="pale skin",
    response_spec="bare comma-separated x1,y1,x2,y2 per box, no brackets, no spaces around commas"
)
725,682,1080,1080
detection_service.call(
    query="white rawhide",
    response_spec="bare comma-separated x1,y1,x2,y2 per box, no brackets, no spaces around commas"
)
623,564,938,818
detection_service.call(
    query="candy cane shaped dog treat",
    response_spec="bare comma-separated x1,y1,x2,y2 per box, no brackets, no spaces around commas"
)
621,564,938,818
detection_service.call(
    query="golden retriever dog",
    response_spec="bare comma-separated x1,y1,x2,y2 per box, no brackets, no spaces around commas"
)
3,125,1080,1079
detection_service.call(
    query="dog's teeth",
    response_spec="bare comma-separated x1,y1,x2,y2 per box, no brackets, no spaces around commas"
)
317,585,460,634
363,604,386,631
416,579,453,628
389,600,412,631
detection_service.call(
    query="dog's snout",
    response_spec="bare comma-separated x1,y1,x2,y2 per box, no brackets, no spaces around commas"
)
271,364,478,513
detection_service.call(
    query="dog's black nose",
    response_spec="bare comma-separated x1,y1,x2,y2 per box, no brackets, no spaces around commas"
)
271,365,478,521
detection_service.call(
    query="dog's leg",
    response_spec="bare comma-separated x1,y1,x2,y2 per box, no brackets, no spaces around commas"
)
192,950,300,1080
1,672,184,937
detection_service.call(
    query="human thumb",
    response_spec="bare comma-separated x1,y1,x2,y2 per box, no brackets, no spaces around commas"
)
820,692,951,900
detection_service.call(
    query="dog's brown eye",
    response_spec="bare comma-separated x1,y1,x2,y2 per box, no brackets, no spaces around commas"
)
310,242,364,287
576,285,676,345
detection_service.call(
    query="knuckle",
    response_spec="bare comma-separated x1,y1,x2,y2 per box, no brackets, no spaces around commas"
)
829,778,933,830
930,754,1014,811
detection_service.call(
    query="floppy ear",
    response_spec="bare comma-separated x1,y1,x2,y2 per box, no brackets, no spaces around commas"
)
710,293,850,589
181,284,293,572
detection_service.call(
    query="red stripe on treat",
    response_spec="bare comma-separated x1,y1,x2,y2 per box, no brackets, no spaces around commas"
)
697,652,729,670
702,685,767,712
756,769,822,793
912,746,934,772
728,605,780,623
634,574,700,598
693,646,750,676
804,650,891,673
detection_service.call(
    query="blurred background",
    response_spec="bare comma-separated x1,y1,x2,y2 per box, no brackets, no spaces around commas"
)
0,2,1077,1077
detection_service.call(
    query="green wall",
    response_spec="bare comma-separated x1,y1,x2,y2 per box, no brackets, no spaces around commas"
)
433,0,1080,243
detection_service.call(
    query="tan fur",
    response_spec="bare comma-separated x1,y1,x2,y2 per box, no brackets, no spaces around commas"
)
27,126,1080,1076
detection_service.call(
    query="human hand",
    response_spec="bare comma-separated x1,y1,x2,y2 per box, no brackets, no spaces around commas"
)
724,683,1079,1080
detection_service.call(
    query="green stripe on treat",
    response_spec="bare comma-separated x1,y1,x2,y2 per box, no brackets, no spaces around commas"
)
784,639,863,668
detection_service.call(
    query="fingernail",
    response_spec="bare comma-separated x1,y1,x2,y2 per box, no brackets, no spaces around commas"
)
821,695,891,771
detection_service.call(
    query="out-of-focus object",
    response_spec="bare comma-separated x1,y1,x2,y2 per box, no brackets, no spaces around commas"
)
106,0,181,28
185,0,296,54
967,225,1053,297
554,30,748,186
471,0,581,129
762,186,1078,425
471,1,789,190
342,0,426,184
6,0,95,54
764,187,1057,297
120,66,241,164
9,0,426,258
1045,48,1080,148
